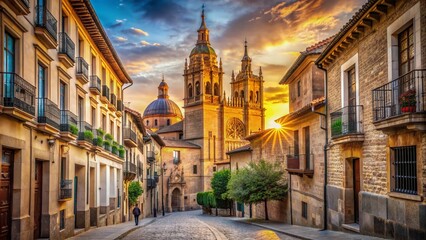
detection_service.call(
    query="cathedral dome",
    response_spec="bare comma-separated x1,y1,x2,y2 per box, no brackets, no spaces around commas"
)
190,44,216,57
143,98,183,119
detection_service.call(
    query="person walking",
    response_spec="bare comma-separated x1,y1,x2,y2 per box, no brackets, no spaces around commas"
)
133,204,141,225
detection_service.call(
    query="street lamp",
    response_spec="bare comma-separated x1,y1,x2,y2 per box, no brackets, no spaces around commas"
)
162,162,167,216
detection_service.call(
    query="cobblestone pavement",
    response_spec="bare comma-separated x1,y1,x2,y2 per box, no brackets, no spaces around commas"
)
123,210,298,240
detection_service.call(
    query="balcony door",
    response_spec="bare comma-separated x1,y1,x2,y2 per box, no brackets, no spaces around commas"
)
37,64,46,118
4,32,15,100
304,127,310,170
347,67,357,133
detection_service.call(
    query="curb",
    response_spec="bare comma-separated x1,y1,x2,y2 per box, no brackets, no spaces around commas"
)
234,220,311,240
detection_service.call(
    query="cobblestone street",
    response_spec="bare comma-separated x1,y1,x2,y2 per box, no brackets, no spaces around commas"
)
123,210,298,240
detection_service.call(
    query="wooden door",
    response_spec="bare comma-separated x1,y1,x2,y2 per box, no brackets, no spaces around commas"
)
0,149,13,240
34,161,43,238
353,158,360,223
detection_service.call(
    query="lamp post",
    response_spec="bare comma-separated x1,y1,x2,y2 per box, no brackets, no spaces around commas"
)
162,162,167,216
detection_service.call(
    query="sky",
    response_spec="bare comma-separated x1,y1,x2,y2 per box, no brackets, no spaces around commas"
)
91,0,367,128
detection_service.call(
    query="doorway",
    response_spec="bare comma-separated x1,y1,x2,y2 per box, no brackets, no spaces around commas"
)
171,188,181,212
74,176,78,226
353,158,360,223
0,149,13,239
34,161,43,238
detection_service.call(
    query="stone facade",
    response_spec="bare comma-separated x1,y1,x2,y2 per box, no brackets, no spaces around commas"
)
317,0,426,238
0,0,131,239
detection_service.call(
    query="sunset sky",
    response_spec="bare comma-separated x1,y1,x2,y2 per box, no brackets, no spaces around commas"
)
91,0,367,128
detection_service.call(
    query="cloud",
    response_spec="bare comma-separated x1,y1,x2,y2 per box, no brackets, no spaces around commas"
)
114,36,128,42
265,93,289,104
110,19,127,28
122,27,149,36
140,41,161,46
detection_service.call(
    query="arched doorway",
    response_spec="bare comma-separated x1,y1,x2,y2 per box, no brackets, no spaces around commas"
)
171,188,181,212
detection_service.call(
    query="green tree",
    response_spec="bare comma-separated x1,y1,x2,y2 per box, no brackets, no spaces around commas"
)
128,181,143,206
211,169,232,215
227,160,288,220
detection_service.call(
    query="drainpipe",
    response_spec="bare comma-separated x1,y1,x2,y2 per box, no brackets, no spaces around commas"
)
317,63,329,231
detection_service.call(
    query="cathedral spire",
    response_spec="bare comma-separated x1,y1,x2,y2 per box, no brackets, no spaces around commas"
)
241,39,252,73
244,38,248,58
158,76,169,99
197,4,210,45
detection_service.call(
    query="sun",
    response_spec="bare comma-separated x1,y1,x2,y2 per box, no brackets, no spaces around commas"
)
269,120,282,129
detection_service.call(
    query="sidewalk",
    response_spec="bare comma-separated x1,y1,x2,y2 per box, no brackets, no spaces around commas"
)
68,215,164,240
230,218,383,240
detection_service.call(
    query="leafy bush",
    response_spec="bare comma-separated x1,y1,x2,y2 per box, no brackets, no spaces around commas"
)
112,145,118,155
105,133,113,141
113,141,119,146
83,130,94,141
93,136,103,146
331,118,342,136
196,191,216,209
118,148,125,158
103,141,111,151
96,128,105,138
128,181,143,206
70,124,78,135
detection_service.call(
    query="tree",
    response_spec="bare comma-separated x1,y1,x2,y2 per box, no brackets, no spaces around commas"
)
227,160,288,220
128,181,143,206
211,169,233,215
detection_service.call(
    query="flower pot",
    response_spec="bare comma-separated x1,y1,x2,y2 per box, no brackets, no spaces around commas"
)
402,106,416,113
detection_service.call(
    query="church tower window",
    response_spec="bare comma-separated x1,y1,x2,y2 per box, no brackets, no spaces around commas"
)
250,91,253,102
167,119,170,126
214,83,219,96
195,81,200,95
188,84,193,98
240,90,244,99
205,82,211,94
234,91,238,98
155,119,158,126
256,91,259,103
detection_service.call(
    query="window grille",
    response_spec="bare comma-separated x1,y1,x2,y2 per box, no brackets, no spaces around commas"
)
391,146,417,195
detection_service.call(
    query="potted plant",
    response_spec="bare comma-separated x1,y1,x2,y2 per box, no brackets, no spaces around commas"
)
93,136,103,146
331,117,342,136
96,128,105,138
112,145,118,155
118,147,125,159
399,89,416,113
70,124,79,135
83,130,94,142
103,140,111,151
105,133,113,142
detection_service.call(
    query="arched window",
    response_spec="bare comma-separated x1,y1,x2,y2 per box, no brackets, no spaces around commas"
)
167,119,170,126
214,83,219,96
195,81,200,95
234,91,238,98
146,120,149,126
240,90,244,99
155,119,158,126
205,82,211,95
188,84,193,98
255,91,259,103
250,91,253,102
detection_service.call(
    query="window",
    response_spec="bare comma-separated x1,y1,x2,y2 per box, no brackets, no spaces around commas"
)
398,25,414,76
250,91,253,102
146,120,149,126
255,91,259,103
193,165,197,174
102,114,106,130
391,146,417,195
234,91,238,98
303,127,311,170
167,119,170,126
240,90,244,99
61,11,68,32
179,133,183,139
38,63,47,99
293,130,299,156
297,81,301,97
173,150,180,164
195,81,200,95
213,166,217,172
4,32,15,73
214,83,219,96
60,157,66,180
91,54,96,75
205,81,211,94
77,96,84,122
110,120,114,137
341,54,358,108
188,84,193,98
101,67,106,84
91,107,96,128
347,67,356,107
302,202,307,219
60,210,65,230
117,126,120,143
59,81,66,110
154,119,158,126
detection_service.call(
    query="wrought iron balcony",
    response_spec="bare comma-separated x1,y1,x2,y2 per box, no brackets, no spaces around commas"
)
147,151,155,162
330,105,364,140
117,99,123,112
89,75,101,95
147,177,157,189
137,138,144,152
59,179,72,200
37,98,60,130
109,93,117,111
373,69,426,130
60,110,78,140
35,5,57,48
123,161,137,181
101,85,110,104
77,121,93,142
58,32,75,68
1,72,35,120
76,57,89,82
286,153,314,177
123,127,137,147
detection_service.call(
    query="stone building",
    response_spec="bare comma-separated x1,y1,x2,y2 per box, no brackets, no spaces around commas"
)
143,7,265,212
0,0,132,238
316,0,426,238
275,39,331,229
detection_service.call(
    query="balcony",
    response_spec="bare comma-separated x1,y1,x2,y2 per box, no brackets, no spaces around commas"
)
58,32,75,68
147,151,155,163
35,5,57,49
37,98,60,134
373,69,426,132
123,127,137,147
1,72,35,121
89,76,101,95
330,105,364,144
59,179,72,201
76,57,89,84
123,161,137,181
109,93,117,111
59,110,78,141
101,85,110,104
4,0,30,15
286,154,314,177
77,121,93,149
137,138,144,152
116,99,123,117
147,177,157,189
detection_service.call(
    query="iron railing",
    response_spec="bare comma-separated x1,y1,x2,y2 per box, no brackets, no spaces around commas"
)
37,98,60,129
373,69,426,121
59,32,75,61
90,75,101,93
102,85,110,101
286,153,314,171
124,161,137,174
330,105,363,138
35,5,57,41
1,72,35,115
76,57,89,79
147,151,155,162
123,127,137,143
110,93,117,107
60,179,72,199
117,99,123,111
391,146,417,195
60,110,78,133
147,177,156,189
137,138,144,152
77,121,93,141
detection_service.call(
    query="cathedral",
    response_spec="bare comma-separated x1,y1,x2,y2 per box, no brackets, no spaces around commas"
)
142,7,265,211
